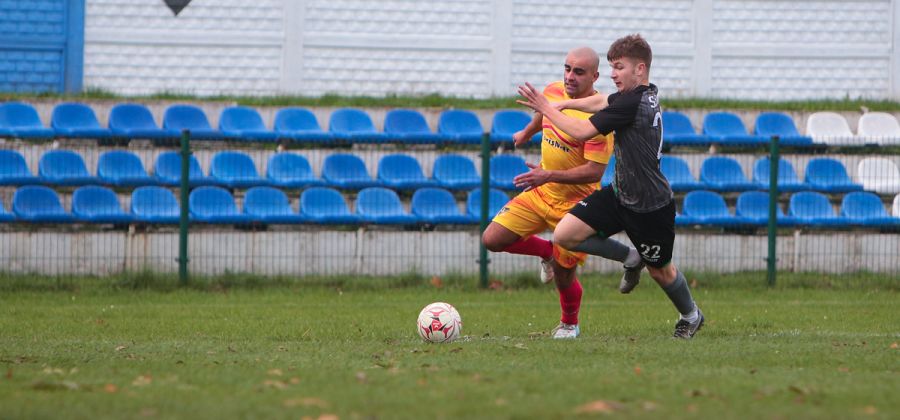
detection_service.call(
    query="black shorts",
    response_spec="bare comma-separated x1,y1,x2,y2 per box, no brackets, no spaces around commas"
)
569,187,675,268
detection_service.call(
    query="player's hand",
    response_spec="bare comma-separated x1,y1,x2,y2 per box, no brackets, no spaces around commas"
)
513,162,551,191
516,82,551,114
512,129,532,148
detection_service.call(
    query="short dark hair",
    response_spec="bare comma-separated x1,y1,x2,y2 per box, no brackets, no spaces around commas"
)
607,34,652,69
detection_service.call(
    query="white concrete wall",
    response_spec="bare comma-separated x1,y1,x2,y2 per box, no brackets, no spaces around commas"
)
82,0,900,100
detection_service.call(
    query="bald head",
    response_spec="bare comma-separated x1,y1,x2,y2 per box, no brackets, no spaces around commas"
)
563,47,600,98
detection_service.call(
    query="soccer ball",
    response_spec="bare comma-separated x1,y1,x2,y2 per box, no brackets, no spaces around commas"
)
416,302,462,343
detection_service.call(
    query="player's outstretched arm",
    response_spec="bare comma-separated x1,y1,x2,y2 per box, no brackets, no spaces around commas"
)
513,112,543,147
555,94,609,113
517,82,599,141
513,161,604,191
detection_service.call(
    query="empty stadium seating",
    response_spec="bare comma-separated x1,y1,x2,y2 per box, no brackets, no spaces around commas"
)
274,108,333,143
432,154,480,190
384,109,446,144
490,110,541,145
97,150,155,186
51,102,113,139
0,102,54,139
682,190,749,226
377,154,435,190
218,106,278,142
857,112,900,146
321,153,380,189
209,151,267,188
752,157,808,192
438,109,484,144
735,191,795,226
804,158,863,193
300,187,360,224
661,155,705,191
12,185,75,222
131,186,180,224
38,150,99,185
411,188,472,224
356,187,418,224
490,154,528,190
662,111,709,146
109,103,179,140
266,153,324,188
467,188,508,220
243,186,305,224
700,156,756,191
72,185,133,224
840,191,900,227
788,191,847,227
329,108,387,143
189,186,253,224
0,198,14,222
154,151,216,186
806,112,860,145
0,149,39,185
163,105,227,141
753,112,813,146
702,112,766,145
857,158,900,195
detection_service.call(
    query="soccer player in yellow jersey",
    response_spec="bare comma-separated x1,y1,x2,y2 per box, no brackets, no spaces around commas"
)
482,47,639,339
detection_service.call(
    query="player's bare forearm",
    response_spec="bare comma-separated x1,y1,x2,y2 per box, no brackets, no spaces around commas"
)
562,94,609,113
517,82,600,141
547,162,604,185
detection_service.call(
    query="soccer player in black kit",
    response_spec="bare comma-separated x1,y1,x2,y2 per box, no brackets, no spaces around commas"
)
517,34,704,339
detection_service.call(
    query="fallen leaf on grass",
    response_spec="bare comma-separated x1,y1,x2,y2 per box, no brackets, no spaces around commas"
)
633,366,642,376
574,400,622,414
488,280,504,290
450,347,463,353
890,342,898,349
132,375,152,387
5,369,11,379
513,343,527,350
267,369,283,376
104,383,118,393
430,276,443,288
686,404,698,413
283,397,329,408
641,401,658,411
837,367,850,373
788,385,810,396
863,406,878,415
262,380,288,390
316,415,339,420
355,372,368,384
114,345,127,352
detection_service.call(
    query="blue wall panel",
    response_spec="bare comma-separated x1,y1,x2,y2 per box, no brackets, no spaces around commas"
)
0,0,83,93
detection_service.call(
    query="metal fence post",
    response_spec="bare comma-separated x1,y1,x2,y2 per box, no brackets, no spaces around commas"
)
178,129,191,285
767,135,780,286
479,133,491,288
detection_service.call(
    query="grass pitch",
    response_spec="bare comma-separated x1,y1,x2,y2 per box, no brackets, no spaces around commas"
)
0,274,897,419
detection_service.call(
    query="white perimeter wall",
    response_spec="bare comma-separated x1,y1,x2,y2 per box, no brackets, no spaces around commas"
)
84,0,900,100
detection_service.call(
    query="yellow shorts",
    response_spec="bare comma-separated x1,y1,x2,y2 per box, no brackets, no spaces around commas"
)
492,188,586,269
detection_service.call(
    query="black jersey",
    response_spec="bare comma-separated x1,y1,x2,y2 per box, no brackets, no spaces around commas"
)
588,83,672,212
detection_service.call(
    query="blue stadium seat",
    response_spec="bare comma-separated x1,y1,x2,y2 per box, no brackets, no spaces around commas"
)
377,154,436,190
752,157,808,192
321,153,380,189
356,187,418,224
131,186,180,224
12,186,75,223
662,111,709,146
0,198,14,222
243,186,305,224
38,150,99,186
0,102,55,139
51,103,113,139
702,112,766,145
154,151,216,186
601,155,615,188
109,104,179,140
675,211,698,226
438,109,484,144
189,186,253,224
490,154,528,190
384,109,446,144
682,190,749,226
209,151,267,188
804,158,863,193
754,112,813,146
97,150,155,187
699,156,756,192
661,155,705,191
840,191,900,227
72,185,133,224
299,187,360,224
274,108,333,143
735,191,795,227
490,110,540,145
432,154,480,190
218,106,278,142
266,153,324,188
466,188,508,220
0,150,39,185
163,105,227,140
411,187,472,224
328,108,387,143
788,191,848,227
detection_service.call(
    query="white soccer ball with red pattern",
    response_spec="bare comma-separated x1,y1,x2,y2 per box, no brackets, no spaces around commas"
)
416,302,462,343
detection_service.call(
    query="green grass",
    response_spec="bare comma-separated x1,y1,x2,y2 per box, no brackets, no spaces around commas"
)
0,274,897,419
4,89,900,112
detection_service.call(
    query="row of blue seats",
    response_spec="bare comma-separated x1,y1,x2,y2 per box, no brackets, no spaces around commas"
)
0,101,534,145
4,185,897,228
0,147,880,194
0,185,504,225
678,190,900,228
0,101,832,147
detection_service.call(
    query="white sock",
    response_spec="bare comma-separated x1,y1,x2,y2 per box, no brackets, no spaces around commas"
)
680,306,699,323
624,248,641,268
